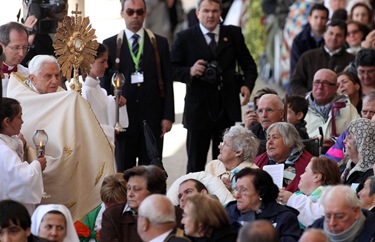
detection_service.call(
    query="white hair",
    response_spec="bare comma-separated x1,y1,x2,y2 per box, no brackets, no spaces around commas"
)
28,55,60,76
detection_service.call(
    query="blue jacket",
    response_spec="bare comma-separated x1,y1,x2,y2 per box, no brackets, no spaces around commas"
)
310,209,375,241
290,24,324,76
226,201,302,242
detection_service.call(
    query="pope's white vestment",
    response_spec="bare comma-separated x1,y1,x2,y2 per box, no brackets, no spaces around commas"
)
7,74,116,220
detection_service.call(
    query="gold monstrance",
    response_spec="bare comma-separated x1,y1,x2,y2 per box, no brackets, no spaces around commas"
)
53,3,99,93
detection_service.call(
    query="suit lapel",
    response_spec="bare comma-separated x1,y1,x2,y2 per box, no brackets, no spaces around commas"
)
193,25,212,58
216,26,231,57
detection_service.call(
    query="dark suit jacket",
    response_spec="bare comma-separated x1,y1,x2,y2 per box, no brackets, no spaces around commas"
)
99,203,184,242
101,30,174,136
171,24,257,130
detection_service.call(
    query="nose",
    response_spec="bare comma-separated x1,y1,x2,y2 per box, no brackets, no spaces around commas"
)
328,216,337,227
50,227,58,236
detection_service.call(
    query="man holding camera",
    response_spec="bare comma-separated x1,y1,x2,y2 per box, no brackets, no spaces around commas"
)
171,0,257,173
21,0,68,66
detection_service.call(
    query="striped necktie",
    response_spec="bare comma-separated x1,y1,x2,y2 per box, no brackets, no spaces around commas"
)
132,34,140,56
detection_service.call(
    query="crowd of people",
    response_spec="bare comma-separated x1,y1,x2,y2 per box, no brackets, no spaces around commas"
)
2,0,375,241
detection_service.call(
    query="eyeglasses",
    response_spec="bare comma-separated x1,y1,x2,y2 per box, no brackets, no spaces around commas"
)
6,45,30,52
256,108,276,114
313,80,337,87
361,110,375,117
347,29,360,36
126,8,145,16
357,69,375,76
233,186,251,196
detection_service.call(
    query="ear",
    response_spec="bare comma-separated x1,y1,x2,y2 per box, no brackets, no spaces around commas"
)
235,150,243,157
140,217,149,232
201,189,208,195
29,74,37,85
354,83,360,92
314,173,322,183
280,109,285,120
26,227,31,237
296,112,304,121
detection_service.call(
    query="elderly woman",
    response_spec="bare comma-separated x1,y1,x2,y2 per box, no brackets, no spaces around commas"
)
182,194,237,242
31,204,79,242
278,157,341,228
205,125,259,194
255,122,312,192
342,118,375,192
226,168,302,242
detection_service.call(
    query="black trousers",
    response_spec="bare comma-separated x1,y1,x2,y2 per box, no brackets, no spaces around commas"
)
186,111,233,173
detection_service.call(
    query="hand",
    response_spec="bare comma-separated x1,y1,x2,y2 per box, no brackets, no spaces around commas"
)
38,156,47,171
24,15,38,45
118,95,127,107
362,29,375,48
190,59,207,77
278,187,292,204
221,177,232,191
160,119,173,138
18,133,27,149
240,86,251,105
323,138,335,149
244,109,258,128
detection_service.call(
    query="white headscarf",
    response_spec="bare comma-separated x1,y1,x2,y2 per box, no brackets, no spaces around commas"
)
30,204,79,242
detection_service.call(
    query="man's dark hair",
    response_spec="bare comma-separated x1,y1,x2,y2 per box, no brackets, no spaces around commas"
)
356,48,375,67
0,22,28,46
124,165,167,194
197,0,222,10
326,19,347,36
120,0,147,11
180,178,208,192
309,4,329,18
287,95,309,120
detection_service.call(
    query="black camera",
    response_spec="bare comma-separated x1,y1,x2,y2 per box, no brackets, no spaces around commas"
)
201,61,220,84
24,0,67,34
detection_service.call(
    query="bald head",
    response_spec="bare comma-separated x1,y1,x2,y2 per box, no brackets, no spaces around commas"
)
237,220,279,242
257,94,284,129
299,229,329,242
312,68,338,106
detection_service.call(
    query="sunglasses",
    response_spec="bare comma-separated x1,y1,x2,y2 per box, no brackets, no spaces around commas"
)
126,8,145,16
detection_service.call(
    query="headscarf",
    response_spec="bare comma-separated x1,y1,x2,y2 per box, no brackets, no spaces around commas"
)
344,118,375,179
31,204,79,242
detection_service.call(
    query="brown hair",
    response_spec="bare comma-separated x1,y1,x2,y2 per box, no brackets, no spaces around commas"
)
185,194,229,237
100,173,127,205
124,165,167,194
310,157,341,185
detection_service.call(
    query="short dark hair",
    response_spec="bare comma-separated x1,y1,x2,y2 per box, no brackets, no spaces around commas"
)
235,168,279,203
197,0,222,10
124,165,167,194
0,200,31,231
337,71,362,97
286,95,308,120
120,0,146,11
0,98,20,133
0,22,28,46
96,43,108,59
180,178,208,192
310,4,329,18
365,176,375,196
356,48,375,67
331,9,347,22
326,19,347,36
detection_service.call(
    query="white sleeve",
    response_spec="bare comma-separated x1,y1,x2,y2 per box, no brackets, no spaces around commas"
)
0,146,43,204
287,193,324,227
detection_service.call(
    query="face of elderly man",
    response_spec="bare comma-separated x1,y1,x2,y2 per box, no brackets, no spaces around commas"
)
312,69,338,106
323,191,361,234
29,62,61,94
256,95,284,129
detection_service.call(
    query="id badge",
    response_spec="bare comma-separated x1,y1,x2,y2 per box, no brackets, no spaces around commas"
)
131,72,144,84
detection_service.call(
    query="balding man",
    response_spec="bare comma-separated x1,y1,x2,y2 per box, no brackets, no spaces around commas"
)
310,185,375,241
298,229,329,242
305,69,359,152
237,220,279,242
250,94,308,141
137,194,190,242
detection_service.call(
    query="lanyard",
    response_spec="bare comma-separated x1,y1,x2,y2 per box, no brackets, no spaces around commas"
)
127,35,144,71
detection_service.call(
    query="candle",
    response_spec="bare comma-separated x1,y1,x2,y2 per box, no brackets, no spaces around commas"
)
116,76,120,88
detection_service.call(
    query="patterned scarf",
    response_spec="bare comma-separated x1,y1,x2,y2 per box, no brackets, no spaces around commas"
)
342,118,375,181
